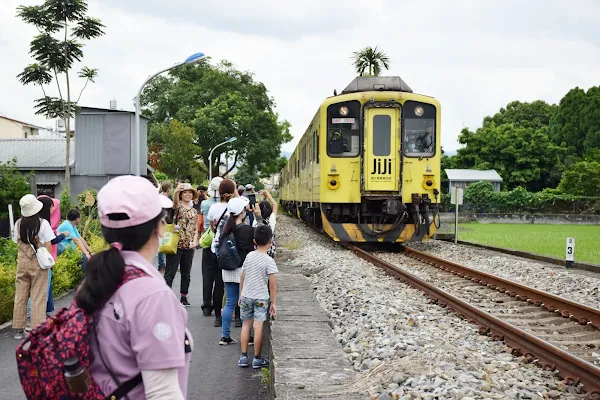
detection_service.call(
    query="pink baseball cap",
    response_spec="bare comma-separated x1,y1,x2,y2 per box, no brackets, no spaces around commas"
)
98,175,173,229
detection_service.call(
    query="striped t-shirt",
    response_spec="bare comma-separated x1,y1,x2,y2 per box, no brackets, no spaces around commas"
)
241,251,278,300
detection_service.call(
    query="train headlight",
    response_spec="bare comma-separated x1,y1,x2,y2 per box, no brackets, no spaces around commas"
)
339,106,349,116
414,106,424,117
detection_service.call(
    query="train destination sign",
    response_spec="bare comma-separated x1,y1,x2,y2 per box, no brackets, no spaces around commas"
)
332,118,355,124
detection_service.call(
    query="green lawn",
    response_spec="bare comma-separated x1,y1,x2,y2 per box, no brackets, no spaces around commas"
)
457,223,600,265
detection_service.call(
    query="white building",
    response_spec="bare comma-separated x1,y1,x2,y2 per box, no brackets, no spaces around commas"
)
446,169,503,192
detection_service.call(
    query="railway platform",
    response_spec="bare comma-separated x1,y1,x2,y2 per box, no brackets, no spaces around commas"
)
271,250,363,399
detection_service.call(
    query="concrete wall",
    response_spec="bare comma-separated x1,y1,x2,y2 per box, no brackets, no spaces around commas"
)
70,175,117,201
440,212,600,225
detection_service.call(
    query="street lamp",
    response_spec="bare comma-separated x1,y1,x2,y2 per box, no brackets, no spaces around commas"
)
209,137,237,180
134,52,206,176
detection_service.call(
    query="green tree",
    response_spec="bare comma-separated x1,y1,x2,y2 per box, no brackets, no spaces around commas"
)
351,46,390,76
234,164,264,191
549,86,600,158
141,60,292,177
150,120,202,181
482,100,557,131
0,160,30,219
558,161,600,197
454,124,565,191
16,0,105,187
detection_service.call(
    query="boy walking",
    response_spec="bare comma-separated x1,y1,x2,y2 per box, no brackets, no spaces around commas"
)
238,224,278,369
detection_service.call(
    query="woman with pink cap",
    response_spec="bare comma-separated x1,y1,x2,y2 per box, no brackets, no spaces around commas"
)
75,175,192,398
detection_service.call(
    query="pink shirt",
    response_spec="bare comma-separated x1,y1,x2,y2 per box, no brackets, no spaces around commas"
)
89,251,193,398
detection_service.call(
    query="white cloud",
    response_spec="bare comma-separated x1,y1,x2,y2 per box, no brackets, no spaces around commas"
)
0,0,598,154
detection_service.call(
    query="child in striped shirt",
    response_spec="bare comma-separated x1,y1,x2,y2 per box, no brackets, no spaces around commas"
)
238,224,278,369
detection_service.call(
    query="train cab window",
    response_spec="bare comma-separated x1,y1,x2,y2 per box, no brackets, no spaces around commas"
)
373,115,392,156
327,101,360,157
403,101,436,158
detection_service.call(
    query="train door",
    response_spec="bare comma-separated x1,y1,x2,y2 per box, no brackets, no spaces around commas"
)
363,107,399,192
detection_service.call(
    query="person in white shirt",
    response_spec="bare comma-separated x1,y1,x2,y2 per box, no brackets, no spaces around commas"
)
252,190,278,258
12,194,56,340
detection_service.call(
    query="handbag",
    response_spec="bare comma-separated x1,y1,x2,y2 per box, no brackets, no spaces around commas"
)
200,209,228,249
31,243,55,270
159,224,180,255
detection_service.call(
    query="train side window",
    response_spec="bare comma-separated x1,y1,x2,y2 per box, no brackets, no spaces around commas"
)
316,132,319,164
327,101,360,157
403,101,436,158
297,159,300,177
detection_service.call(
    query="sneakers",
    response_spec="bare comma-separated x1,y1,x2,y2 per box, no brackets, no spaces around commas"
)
214,316,222,327
14,330,24,340
235,317,243,327
252,357,269,369
248,336,254,346
238,354,249,367
180,296,191,308
203,307,212,317
219,336,238,345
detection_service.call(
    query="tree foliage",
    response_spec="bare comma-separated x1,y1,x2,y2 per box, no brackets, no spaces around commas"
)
558,161,600,197
141,59,292,177
0,160,30,219
16,0,105,187
351,46,390,76
548,86,600,158
454,122,565,191
482,100,557,131
233,164,265,191
150,120,203,181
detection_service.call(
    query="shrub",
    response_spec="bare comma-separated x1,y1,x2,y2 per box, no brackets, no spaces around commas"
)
0,238,18,265
0,263,17,324
76,189,98,218
0,159,30,219
60,185,73,219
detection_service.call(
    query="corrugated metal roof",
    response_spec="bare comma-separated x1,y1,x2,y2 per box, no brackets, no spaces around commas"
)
0,139,75,169
445,169,503,182
0,115,44,129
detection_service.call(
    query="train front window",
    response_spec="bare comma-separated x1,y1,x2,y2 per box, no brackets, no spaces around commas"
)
327,100,361,157
403,101,436,158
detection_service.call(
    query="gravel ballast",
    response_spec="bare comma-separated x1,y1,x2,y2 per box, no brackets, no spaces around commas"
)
277,214,586,399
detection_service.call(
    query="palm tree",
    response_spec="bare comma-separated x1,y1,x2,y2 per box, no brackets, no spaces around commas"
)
351,46,390,76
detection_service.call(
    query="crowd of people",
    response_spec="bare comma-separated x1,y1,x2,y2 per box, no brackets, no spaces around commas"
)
11,174,279,398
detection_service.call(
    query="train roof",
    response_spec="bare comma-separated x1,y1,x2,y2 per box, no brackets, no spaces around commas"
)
341,76,413,94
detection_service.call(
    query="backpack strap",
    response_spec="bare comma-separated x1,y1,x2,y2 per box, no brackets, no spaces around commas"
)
211,209,228,233
105,373,143,400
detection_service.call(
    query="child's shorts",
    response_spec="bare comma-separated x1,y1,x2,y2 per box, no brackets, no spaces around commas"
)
240,297,269,321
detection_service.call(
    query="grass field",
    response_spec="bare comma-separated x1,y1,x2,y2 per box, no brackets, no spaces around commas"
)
456,223,600,265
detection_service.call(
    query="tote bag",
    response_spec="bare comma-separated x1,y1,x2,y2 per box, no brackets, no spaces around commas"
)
159,224,179,254
200,209,227,249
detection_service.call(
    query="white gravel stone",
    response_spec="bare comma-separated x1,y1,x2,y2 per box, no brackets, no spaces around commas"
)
276,213,586,399
407,240,600,310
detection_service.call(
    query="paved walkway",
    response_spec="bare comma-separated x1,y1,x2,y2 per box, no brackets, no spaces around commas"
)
0,250,269,399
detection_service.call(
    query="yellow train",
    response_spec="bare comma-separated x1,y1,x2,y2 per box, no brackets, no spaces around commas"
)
279,76,441,242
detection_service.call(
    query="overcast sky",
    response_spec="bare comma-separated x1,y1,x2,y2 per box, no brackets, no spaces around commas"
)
1,0,598,153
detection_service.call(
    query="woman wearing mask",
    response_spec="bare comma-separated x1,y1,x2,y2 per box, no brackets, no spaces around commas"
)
12,195,55,340
78,175,192,399
215,196,256,345
165,184,199,308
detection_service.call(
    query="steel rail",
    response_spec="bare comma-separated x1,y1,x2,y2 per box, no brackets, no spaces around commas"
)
403,246,600,329
342,243,600,396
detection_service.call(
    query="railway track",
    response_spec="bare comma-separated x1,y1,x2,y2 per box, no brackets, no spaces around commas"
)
341,243,600,397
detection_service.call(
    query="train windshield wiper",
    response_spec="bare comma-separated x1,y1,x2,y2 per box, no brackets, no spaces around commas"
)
419,142,435,160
